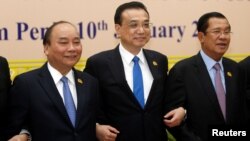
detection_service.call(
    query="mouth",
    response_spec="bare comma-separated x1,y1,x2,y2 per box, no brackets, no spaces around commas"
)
66,55,78,59
134,37,146,41
216,43,228,48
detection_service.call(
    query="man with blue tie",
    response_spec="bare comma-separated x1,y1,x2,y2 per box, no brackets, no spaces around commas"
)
6,21,99,141
84,1,186,141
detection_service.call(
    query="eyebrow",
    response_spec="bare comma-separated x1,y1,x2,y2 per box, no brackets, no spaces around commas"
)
129,19,150,23
58,36,80,40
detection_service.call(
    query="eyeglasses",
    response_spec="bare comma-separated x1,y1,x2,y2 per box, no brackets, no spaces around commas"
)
205,30,232,37
127,22,152,30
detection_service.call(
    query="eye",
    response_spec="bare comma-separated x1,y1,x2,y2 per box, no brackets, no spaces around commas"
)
224,30,231,35
59,41,68,45
212,30,220,35
73,41,81,46
143,23,150,28
128,22,138,29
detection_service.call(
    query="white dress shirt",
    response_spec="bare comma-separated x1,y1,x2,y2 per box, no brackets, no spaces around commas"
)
47,63,78,108
119,43,153,103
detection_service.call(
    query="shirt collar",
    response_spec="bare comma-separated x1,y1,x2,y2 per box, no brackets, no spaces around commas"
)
119,43,146,65
200,50,224,71
47,62,75,85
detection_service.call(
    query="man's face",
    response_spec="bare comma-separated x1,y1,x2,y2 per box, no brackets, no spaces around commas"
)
44,23,82,74
199,17,231,61
115,8,151,51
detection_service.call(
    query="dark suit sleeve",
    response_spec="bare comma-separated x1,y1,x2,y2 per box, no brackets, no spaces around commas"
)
84,58,107,124
165,65,186,112
6,76,30,139
239,57,250,125
165,65,202,141
0,57,11,111
0,57,12,140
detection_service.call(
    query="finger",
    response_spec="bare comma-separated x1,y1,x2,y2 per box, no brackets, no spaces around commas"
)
108,126,120,134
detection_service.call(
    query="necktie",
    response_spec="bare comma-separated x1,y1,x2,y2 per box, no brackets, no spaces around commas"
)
132,56,144,108
213,63,226,119
61,76,76,127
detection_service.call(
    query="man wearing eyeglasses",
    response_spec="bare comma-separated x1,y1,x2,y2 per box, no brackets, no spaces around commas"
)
84,1,186,141
166,12,248,141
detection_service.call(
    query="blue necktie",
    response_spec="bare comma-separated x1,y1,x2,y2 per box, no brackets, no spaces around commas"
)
61,76,76,127
132,56,144,108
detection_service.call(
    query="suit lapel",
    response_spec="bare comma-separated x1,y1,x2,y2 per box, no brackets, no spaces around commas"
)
223,59,234,121
73,70,85,127
109,46,128,86
109,46,144,108
143,50,161,79
143,50,161,108
38,63,75,127
195,53,225,120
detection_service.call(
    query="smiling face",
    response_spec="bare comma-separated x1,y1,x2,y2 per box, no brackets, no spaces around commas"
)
198,17,231,61
44,22,82,75
115,8,151,55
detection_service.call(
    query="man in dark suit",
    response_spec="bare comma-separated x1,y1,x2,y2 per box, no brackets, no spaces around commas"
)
239,56,250,126
84,1,185,141
166,12,247,141
6,21,99,141
0,56,11,141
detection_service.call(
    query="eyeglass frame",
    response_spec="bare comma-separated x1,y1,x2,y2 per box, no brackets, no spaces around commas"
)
126,21,153,30
205,29,233,37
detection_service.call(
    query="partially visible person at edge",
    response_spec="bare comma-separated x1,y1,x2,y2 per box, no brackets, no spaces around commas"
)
165,12,247,141
5,21,99,141
0,56,11,141
239,56,250,127
84,1,186,141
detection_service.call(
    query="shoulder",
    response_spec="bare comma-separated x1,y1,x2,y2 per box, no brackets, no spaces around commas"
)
223,57,238,66
172,55,197,69
13,67,43,82
239,56,250,66
143,49,167,58
74,69,98,83
88,49,114,61
0,56,7,61
0,56,8,65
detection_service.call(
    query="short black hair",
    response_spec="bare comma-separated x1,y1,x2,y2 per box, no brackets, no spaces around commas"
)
197,12,229,33
43,21,74,46
114,1,149,25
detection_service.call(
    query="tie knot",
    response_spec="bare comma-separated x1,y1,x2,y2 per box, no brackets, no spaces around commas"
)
61,76,68,83
133,56,140,63
213,63,221,71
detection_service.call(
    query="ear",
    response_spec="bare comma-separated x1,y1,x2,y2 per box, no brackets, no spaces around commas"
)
115,24,121,38
198,32,205,43
44,45,49,55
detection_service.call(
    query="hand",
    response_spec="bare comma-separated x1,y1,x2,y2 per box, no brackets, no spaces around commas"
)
163,107,186,128
96,123,120,141
8,134,29,141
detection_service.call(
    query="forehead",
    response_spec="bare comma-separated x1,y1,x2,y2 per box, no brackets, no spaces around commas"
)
121,8,149,22
51,23,79,39
207,17,230,29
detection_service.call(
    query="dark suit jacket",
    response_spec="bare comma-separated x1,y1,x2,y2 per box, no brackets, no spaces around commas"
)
0,56,11,140
239,56,250,126
6,63,99,141
166,53,247,141
84,46,169,141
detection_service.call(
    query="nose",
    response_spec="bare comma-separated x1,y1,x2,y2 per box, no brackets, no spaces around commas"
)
137,25,145,33
68,43,77,50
